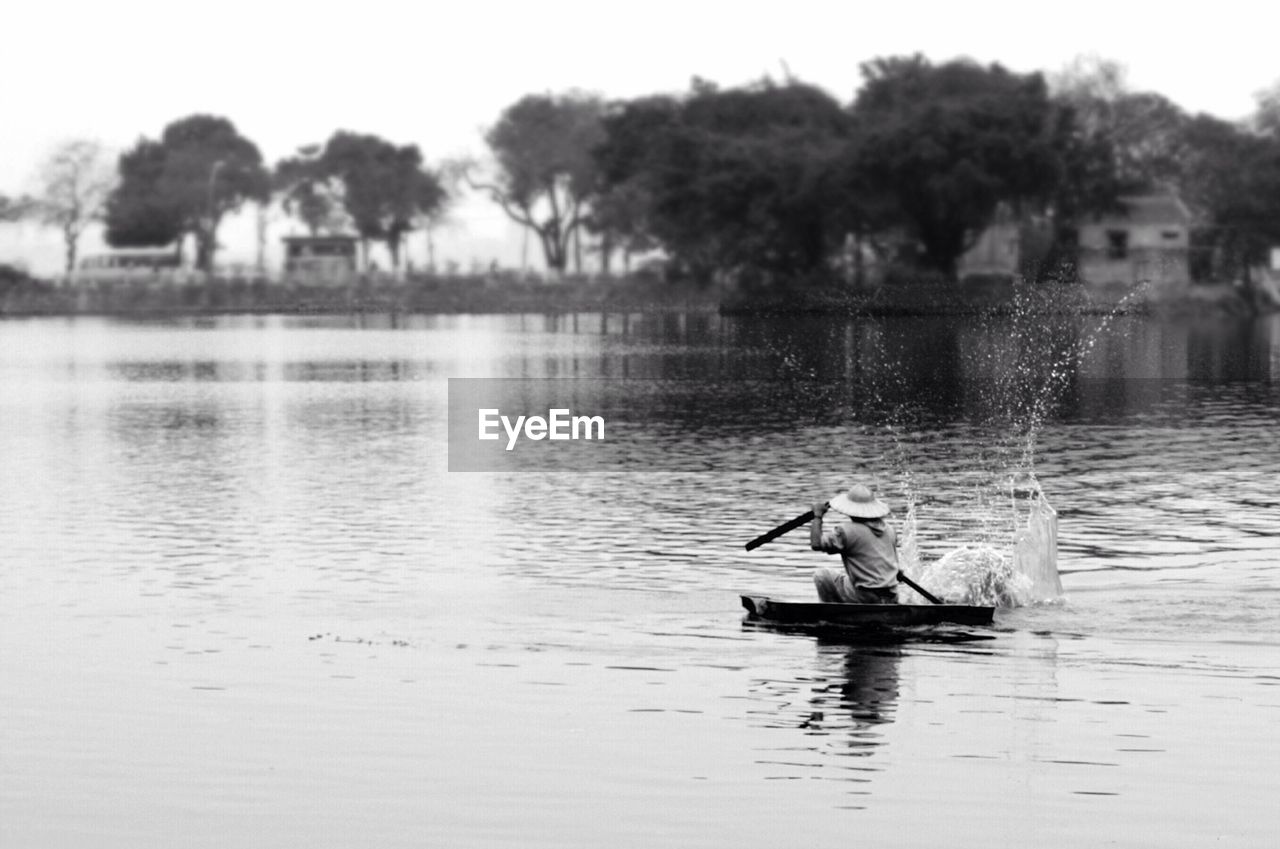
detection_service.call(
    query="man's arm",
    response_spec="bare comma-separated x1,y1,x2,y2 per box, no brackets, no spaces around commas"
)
810,500,829,551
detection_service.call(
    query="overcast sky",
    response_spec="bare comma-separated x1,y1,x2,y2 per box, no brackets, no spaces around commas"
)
3,0,1279,274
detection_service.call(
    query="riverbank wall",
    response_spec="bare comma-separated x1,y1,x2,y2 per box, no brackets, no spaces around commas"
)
0,273,722,317
1,269,1273,317
720,276,1275,316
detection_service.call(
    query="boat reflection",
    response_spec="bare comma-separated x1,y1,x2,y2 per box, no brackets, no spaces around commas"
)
746,636,904,791
748,628,994,754
808,639,903,748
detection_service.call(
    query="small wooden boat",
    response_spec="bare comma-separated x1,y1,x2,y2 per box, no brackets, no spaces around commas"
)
741,595,995,628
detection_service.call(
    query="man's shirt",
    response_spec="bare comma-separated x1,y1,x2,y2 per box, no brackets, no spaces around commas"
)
816,513,900,589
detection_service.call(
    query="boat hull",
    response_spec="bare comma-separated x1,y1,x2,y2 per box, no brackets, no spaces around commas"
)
741,595,995,627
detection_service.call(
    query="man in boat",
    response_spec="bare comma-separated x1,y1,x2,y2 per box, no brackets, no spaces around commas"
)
811,484,900,604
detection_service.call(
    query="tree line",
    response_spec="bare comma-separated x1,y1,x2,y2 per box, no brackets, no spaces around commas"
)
103,118,450,273
492,56,1280,287
1,119,451,275
5,54,1280,283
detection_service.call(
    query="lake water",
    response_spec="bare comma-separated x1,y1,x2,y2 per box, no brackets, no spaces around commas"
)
2,311,1278,848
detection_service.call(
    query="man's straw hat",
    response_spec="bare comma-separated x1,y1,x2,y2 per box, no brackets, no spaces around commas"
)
828,484,890,519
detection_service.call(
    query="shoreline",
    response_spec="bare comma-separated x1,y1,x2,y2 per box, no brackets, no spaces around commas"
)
0,273,1273,318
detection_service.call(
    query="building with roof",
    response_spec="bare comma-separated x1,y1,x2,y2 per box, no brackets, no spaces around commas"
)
282,235,359,278
1077,190,1194,294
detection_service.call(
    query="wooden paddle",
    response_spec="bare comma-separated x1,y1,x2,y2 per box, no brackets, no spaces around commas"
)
744,509,816,551
897,571,944,605
744,507,947,605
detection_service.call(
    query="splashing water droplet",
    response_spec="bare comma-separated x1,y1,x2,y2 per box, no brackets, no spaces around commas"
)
860,276,1141,607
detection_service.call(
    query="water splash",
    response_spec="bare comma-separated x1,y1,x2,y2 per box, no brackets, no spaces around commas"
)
899,484,1061,607
882,278,1148,607
912,545,1031,606
1011,487,1062,601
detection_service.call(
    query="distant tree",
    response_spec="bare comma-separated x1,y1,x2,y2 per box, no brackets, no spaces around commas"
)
1053,56,1280,284
828,133,906,285
1105,93,1190,189
596,82,859,285
274,145,347,235
103,140,185,251
591,94,681,274
1254,79,1280,138
33,139,116,275
0,193,37,222
1049,55,1129,127
850,56,1067,277
584,179,657,275
1179,115,1280,282
1049,56,1190,191
474,91,606,273
1047,55,1132,223
1044,117,1125,239
308,131,448,270
104,115,270,271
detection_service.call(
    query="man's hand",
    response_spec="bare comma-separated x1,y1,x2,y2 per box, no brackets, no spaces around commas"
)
811,500,829,518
